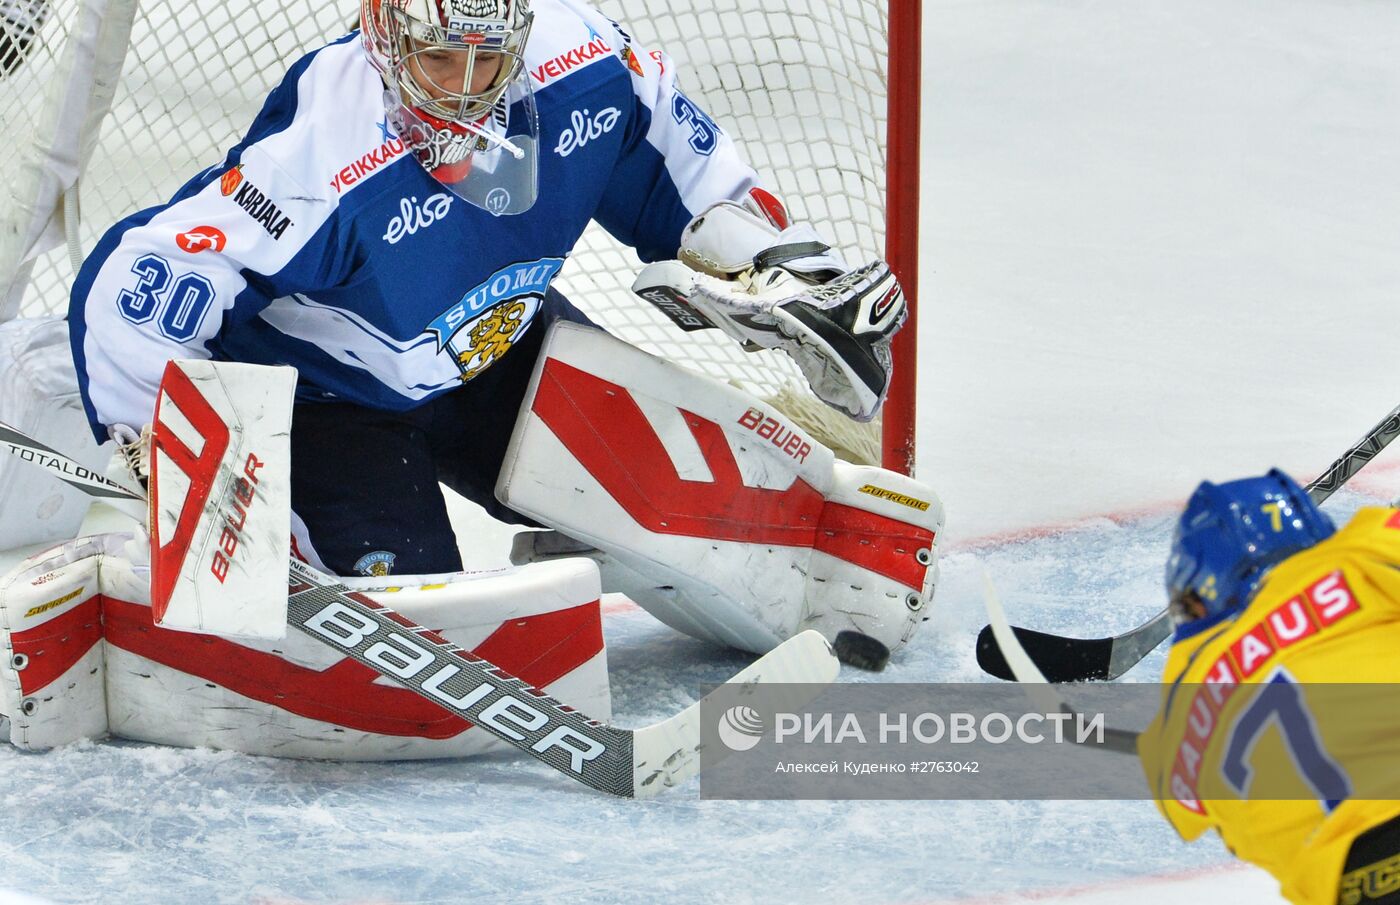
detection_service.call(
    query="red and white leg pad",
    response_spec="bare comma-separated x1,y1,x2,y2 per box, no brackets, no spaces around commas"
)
0,535,119,749
496,322,944,664
0,535,610,758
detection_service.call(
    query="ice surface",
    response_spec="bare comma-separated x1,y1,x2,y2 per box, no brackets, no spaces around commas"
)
5,0,1400,901
924,0,1400,540
20,496,1395,903
943,863,1283,904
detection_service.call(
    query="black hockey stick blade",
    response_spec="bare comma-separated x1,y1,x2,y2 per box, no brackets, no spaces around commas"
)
975,612,1172,682
979,568,1141,754
287,559,838,798
976,623,1114,682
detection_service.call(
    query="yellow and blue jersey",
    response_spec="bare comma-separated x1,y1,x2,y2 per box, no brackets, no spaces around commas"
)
1139,507,1400,905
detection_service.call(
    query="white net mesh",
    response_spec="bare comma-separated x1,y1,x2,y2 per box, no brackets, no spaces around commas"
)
1,0,892,459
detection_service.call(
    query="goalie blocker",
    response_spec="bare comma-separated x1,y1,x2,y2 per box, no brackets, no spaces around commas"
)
498,322,943,669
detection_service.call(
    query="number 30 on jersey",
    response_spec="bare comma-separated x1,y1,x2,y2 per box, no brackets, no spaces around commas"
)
116,253,217,342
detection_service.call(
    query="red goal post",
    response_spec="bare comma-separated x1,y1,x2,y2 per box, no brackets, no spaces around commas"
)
0,0,920,474
883,0,920,476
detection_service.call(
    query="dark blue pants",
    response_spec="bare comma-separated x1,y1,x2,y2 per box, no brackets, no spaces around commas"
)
289,288,592,576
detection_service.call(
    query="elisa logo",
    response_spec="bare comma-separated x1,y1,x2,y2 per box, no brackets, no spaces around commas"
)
554,107,621,158
717,705,765,752
176,226,228,254
383,193,453,245
220,165,244,196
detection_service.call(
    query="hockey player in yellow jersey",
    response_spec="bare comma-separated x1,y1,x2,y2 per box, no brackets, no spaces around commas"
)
1139,469,1400,905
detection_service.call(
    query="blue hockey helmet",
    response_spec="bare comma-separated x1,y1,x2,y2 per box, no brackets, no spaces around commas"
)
1166,468,1335,625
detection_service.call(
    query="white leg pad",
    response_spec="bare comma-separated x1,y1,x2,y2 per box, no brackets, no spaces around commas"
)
0,535,118,749
497,322,944,661
100,556,610,760
798,461,944,657
0,533,611,760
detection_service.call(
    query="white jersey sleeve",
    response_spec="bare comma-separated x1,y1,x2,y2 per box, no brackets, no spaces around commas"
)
573,6,760,261
70,49,349,437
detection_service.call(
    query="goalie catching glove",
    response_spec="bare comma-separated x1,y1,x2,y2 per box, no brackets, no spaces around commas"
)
632,191,907,422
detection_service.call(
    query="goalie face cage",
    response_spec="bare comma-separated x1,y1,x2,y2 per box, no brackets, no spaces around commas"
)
0,0,918,474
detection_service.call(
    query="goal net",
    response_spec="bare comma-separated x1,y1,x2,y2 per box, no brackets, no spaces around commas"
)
0,0,915,467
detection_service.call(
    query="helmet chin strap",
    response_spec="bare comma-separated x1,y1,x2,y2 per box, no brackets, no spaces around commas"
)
453,115,525,160
394,88,526,163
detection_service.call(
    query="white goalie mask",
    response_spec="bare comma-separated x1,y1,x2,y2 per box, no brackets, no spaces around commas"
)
361,0,539,214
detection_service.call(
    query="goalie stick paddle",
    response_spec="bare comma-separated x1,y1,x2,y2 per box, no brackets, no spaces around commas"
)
976,403,1400,683
0,421,840,797
286,560,838,798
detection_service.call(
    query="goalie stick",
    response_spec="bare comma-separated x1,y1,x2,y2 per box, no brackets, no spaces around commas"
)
0,419,840,797
976,403,1400,683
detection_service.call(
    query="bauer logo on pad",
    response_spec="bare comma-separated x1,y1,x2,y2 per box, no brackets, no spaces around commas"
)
150,360,296,640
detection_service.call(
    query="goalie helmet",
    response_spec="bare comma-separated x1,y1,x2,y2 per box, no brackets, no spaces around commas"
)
361,0,539,212
1165,468,1334,628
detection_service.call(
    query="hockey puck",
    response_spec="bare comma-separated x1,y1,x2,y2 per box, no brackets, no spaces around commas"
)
833,630,890,671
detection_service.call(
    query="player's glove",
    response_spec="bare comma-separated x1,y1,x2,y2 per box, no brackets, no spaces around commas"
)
632,192,906,422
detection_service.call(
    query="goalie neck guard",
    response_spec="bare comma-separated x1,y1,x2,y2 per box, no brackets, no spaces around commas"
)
360,0,539,214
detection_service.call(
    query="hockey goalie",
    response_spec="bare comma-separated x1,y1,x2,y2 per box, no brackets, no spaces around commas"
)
0,0,943,764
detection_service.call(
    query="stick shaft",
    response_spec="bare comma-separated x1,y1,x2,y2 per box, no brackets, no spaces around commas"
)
0,421,140,500
1305,404,1400,506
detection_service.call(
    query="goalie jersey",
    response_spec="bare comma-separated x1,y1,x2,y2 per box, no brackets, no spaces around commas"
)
1138,506,1400,905
68,0,758,439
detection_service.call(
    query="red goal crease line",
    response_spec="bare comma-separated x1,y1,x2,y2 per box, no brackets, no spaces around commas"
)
946,458,1400,554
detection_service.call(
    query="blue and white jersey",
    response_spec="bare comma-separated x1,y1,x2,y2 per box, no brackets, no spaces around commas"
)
70,0,759,438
